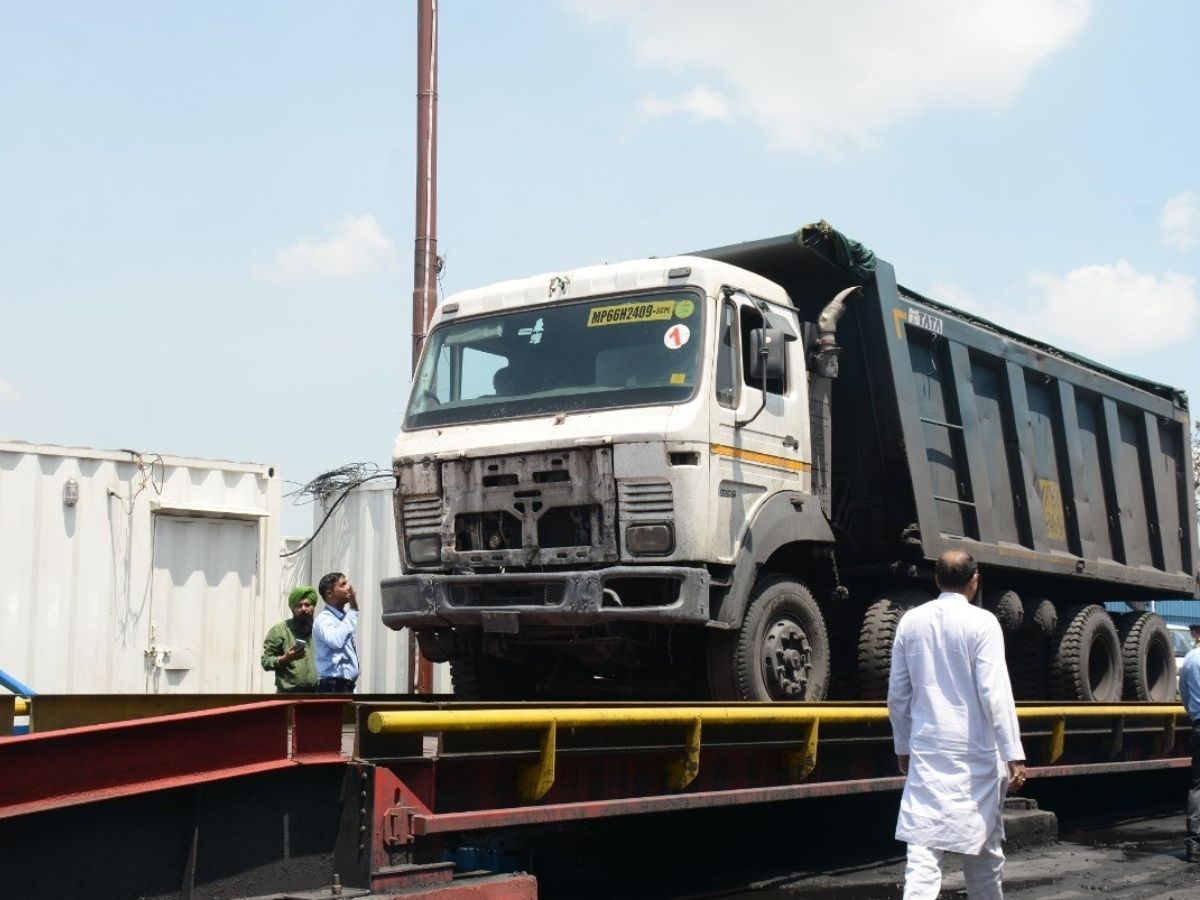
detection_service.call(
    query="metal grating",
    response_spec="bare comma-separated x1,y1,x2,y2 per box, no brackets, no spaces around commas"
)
448,583,567,608
402,496,442,534
617,480,673,521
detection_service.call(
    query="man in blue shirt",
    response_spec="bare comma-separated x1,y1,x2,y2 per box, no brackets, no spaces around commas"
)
313,571,360,693
1178,641,1200,861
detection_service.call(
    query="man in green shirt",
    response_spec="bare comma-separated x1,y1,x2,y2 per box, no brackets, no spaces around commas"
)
261,586,319,692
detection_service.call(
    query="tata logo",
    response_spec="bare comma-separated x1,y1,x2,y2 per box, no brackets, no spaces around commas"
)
907,307,944,336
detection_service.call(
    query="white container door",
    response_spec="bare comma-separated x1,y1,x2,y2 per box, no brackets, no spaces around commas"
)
149,515,260,693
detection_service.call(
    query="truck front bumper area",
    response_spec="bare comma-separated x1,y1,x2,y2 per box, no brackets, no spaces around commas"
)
380,566,711,630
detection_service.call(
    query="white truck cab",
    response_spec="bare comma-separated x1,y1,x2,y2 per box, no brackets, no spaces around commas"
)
383,254,835,700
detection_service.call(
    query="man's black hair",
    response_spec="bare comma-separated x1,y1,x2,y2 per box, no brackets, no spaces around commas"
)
318,571,344,600
935,550,977,592
1190,623,1200,631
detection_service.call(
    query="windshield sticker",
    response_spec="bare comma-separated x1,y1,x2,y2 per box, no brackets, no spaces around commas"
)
674,299,695,318
670,373,686,385
664,323,691,349
587,300,675,327
517,318,545,345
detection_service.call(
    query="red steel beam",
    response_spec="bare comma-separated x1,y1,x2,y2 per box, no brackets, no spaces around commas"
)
293,699,351,764
1027,756,1190,779
404,874,537,898
407,752,1192,836
0,699,347,819
410,775,908,835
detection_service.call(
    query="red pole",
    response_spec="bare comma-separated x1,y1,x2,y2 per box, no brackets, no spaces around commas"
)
410,0,438,695
413,0,438,365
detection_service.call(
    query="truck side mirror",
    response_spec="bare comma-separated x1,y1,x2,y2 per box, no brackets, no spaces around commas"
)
748,327,788,383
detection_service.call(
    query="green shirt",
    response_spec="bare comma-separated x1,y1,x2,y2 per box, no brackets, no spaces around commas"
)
260,618,319,692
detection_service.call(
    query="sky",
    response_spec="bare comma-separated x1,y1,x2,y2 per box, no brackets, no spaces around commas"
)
2,1,1198,536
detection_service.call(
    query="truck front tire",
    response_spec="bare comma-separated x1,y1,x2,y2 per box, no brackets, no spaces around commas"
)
709,576,829,701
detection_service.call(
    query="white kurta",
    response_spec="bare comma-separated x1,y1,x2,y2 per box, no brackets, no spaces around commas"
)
887,592,1025,854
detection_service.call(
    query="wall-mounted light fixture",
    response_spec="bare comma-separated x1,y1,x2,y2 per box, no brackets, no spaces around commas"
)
63,478,79,507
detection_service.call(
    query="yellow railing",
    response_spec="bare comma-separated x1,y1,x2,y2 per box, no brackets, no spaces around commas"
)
366,703,1187,802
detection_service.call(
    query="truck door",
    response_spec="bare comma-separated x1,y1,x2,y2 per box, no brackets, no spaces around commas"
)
709,294,809,563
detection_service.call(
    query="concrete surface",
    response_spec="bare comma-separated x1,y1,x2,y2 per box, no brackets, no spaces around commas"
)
767,809,1199,899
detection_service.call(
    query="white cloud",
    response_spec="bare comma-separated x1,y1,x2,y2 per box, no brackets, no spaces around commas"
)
931,263,1196,361
638,85,732,121
254,214,398,283
0,380,16,403
1029,260,1196,356
1161,192,1200,251
566,0,1093,155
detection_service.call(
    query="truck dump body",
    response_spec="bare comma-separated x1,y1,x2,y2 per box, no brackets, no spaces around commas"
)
695,233,1199,600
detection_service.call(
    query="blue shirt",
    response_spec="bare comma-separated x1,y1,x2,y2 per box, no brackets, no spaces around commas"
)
1179,647,1200,722
313,604,360,681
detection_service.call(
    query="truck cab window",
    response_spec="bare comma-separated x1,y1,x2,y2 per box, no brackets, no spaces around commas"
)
715,300,738,408
740,305,786,395
405,290,704,428
432,344,452,403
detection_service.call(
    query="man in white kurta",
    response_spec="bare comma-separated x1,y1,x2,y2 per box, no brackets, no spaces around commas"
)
887,549,1026,900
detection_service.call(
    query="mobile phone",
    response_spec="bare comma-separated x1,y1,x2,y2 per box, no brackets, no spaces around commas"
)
294,639,307,650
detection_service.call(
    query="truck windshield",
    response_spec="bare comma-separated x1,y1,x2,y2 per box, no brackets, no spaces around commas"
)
405,290,704,429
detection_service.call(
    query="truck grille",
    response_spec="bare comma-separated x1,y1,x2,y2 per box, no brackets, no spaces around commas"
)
437,446,619,566
448,582,567,608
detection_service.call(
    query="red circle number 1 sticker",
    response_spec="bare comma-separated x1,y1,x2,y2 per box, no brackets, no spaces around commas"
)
664,324,691,350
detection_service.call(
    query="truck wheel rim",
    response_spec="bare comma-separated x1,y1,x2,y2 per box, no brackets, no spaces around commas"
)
763,616,812,697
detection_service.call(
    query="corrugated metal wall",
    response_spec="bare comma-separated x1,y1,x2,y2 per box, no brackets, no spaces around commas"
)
1106,599,1200,627
280,536,313,602
0,441,281,694
309,480,449,694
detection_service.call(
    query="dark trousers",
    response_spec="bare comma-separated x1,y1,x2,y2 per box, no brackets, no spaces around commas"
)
316,677,356,694
1188,725,1200,861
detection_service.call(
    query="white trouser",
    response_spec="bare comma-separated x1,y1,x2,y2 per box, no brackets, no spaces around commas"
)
904,825,1005,900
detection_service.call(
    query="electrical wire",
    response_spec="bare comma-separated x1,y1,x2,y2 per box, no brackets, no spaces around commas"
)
280,463,393,557
109,450,165,514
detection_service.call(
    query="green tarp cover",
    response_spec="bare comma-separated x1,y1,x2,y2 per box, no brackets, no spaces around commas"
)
795,220,877,282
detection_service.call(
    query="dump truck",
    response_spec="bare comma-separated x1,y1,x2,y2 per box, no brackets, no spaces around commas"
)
381,223,1199,703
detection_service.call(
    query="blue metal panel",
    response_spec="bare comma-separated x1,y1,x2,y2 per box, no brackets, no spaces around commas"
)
1106,599,1200,627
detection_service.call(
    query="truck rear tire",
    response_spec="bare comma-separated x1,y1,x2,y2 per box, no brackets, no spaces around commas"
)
857,591,930,700
1006,633,1047,700
983,589,1024,633
709,576,830,701
1048,605,1123,702
1021,597,1057,637
1116,611,1176,702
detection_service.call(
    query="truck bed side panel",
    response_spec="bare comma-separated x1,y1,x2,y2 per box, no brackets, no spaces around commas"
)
883,278,1196,596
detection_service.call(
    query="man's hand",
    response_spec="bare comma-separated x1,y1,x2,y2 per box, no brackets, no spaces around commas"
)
1007,760,1027,792
897,754,909,776
279,645,304,665
348,585,358,610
